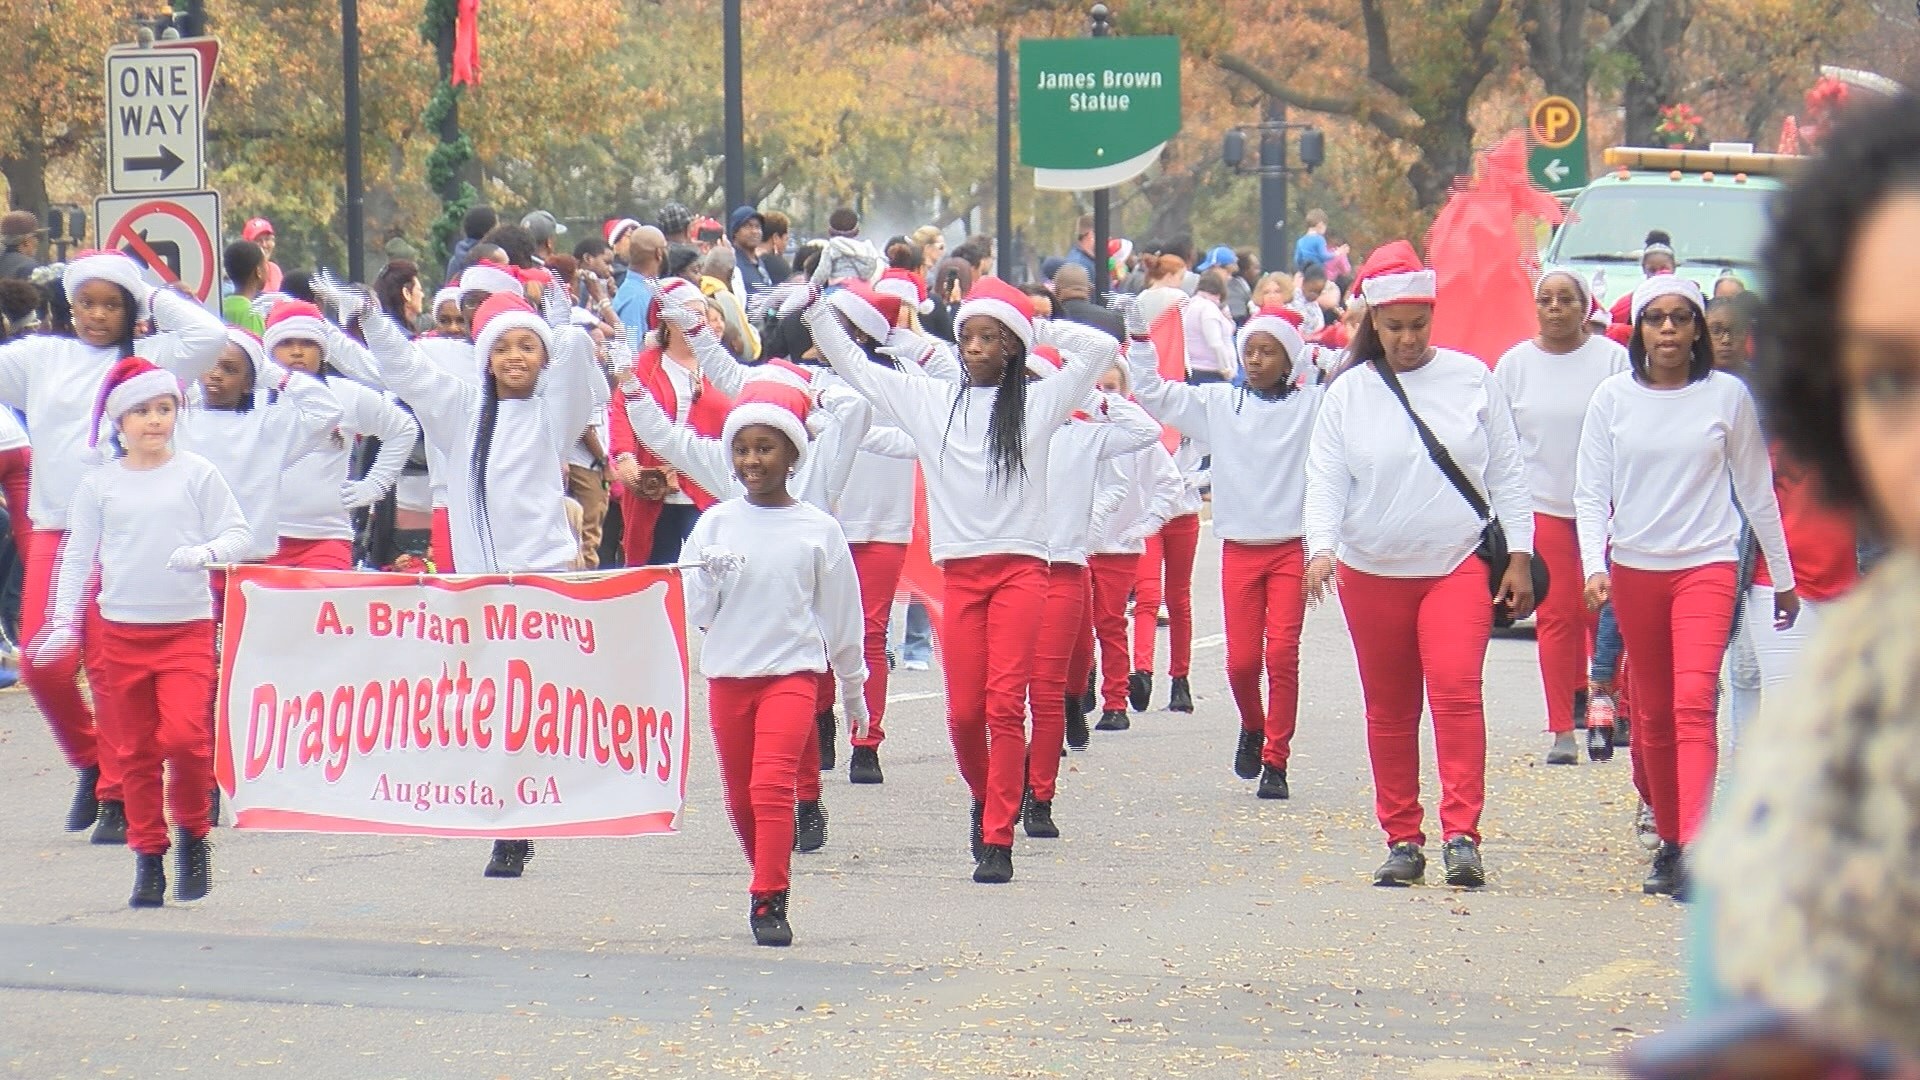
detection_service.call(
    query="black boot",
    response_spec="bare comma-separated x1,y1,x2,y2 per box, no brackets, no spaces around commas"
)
1022,790,1059,839
1233,729,1263,780
66,765,100,832
1127,671,1152,713
968,800,985,861
91,800,128,845
130,852,166,908
750,890,793,947
1257,764,1290,800
1094,708,1130,731
174,829,211,901
1064,693,1091,751
848,746,884,784
1167,676,1194,714
794,799,827,853
209,784,221,828
972,843,1014,884
815,710,837,771
1642,841,1681,896
483,839,532,878
1080,670,1096,715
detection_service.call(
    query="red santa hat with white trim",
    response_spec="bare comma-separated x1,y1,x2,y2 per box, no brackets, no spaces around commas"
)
604,218,642,248
91,356,180,446
62,250,149,307
720,358,814,466
1235,303,1307,361
875,267,933,315
1352,241,1436,307
954,276,1035,353
1025,344,1064,379
263,300,330,357
470,293,553,377
457,263,525,302
827,280,903,343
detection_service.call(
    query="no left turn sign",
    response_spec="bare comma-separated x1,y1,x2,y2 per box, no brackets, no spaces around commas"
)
94,191,223,308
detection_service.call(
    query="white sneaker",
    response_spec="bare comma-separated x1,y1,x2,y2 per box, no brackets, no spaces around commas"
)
902,659,930,672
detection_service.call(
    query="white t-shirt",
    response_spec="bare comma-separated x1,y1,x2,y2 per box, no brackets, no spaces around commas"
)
683,499,865,683
1495,335,1631,518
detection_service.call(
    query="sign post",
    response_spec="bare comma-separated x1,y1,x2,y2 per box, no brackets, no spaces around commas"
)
1527,95,1589,190
105,50,206,194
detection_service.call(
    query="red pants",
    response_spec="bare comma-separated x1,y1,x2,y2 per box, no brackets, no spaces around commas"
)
0,447,32,575
1532,514,1595,734
1133,513,1200,678
1082,553,1139,712
1028,562,1089,802
797,676,824,803
804,542,907,766
270,537,353,570
941,554,1048,847
430,506,454,572
1222,540,1307,768
91,619,216,854
1338,559,1492,847
708,673,815,895
21,528,119,797
1610,563,1736,845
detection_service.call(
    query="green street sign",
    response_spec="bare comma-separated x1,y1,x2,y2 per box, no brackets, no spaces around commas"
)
1526,96,1590,191
1019,35,1181,192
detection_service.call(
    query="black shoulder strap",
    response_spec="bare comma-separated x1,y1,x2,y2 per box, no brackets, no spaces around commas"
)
1370,358,1491,522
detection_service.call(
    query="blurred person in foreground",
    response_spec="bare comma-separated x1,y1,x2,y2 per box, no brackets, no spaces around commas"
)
1632,86,1920,1080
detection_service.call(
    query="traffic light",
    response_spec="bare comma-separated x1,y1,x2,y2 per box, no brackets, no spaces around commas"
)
1298,128,1325,172
1222,129,1246,169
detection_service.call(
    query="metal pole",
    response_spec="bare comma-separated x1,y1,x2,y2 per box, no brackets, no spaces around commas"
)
995,28,1013,281
1260,95,1288,274
1090,4,1110,304
723,0,746,211
183,0,205,37
342,0,365,281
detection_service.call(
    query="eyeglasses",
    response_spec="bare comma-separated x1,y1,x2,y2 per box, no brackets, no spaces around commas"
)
1639,309,1696,329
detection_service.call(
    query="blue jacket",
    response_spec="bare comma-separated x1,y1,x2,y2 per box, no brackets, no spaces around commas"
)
611,272,656,334
1293,232,1331,272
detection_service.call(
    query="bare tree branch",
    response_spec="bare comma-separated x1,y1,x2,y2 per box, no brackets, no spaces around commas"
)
1594,0,1661,53
1212,51,1422,141
1358,0,1415,98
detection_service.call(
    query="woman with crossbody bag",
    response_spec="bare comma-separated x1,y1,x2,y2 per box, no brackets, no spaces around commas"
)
1303,243,1536,889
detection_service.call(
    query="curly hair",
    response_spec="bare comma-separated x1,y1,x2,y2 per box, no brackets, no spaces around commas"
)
1755,89,1920,515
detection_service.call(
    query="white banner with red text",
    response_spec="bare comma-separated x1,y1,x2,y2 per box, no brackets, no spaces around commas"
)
214,565,691,838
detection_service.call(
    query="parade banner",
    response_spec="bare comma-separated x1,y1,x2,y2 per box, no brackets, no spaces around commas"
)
214,565,691,839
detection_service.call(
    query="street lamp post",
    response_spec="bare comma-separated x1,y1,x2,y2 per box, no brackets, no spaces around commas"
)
995,28,1013,281
1089,3,1111,304
342,0,365,281
723,0,745,212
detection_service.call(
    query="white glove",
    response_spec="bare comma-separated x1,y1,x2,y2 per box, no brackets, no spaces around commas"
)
878,328,936,369
841,681,871,742
166,545,214,572
32,622,80,664
608,344,639,388
662,285,706,334
339,479,385,510
1109,292,1141,333
698,545,746,577
313,268,368,325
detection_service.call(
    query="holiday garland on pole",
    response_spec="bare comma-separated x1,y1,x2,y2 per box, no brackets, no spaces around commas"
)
421,0,481,270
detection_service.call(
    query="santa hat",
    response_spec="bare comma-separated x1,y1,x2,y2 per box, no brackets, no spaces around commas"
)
1353,241,1436,307
1025,344,1064,379
92,356,179,445
875,267,932,315
954,276,1035,353
263,300,329,357
720,362,814,466
1107,237,1133,265
648,276,704,333
225,326,267,377
470,293,553,377
1236,303,1307,361
605,218,641,248
431,285,463,311
458,263,524,301
828,281,903,342
1630,273,1705,325
62,250,147,307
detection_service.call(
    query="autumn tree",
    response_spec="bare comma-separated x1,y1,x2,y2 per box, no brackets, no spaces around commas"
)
0,0,142,214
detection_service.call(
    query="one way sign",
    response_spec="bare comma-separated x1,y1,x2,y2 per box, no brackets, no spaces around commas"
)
105,51,205,195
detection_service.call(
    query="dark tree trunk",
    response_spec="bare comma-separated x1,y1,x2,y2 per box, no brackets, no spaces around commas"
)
1621,0,1694,145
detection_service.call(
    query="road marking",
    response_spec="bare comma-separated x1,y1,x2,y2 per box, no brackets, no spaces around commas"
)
885,690,942,704
1554,958,1662,998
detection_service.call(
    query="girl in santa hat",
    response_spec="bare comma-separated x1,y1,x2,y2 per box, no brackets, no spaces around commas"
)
259,301,417,570
38,356,251,906
664,367,866,946
1128,302,1327,799
352,287,604,879
1574,275,1796,900
177,328,344,610
1494,270,1630,766
1303,243,1535,889
1022,347,1160,836
804,277,1116,884
0,250,225,841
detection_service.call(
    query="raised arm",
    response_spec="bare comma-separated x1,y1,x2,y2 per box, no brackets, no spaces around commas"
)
141,286,228,386
263,359,346,465
1091,394,1162,461
805,300,938,444
359,296,477,448
1124,329,1212,437
1029,319,1118,430
540,325,606,464
615,376,739,501
314,317,388,392
805,385,873,514
336,381,419,507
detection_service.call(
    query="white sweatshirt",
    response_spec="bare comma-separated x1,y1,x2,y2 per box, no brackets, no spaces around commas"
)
1494,336,1630,518
1166,433,1209,520
1128,335,1321,543
1573,370,1795,587
363,308,600,574
0,407,27,452
51,451,250,627
317,323,475,511
0,289,226,530
682,498,866,687
810,305,1113,564
1304,349,1533,578
1042,395,1162,565
1092,441,1184,556
278,377,418,541
178,362,344,561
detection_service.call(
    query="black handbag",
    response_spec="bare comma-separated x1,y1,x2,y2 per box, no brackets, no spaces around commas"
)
1371,359,1548,627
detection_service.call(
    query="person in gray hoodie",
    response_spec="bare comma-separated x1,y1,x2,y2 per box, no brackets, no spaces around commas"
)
812,208,882,288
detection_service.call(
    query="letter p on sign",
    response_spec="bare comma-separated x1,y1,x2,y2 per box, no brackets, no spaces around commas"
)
1530,97,1582,150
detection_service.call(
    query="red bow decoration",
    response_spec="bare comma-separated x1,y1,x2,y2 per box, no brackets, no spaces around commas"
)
451,0,481,87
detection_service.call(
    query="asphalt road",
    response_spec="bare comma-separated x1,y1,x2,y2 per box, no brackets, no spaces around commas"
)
0,528,1680,1078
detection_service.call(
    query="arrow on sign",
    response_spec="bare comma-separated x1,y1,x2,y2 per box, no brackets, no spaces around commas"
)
121,146,187,182
1542,158,1570,184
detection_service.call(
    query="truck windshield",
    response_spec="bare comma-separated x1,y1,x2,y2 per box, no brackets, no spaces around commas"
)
1551,185,1772,267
